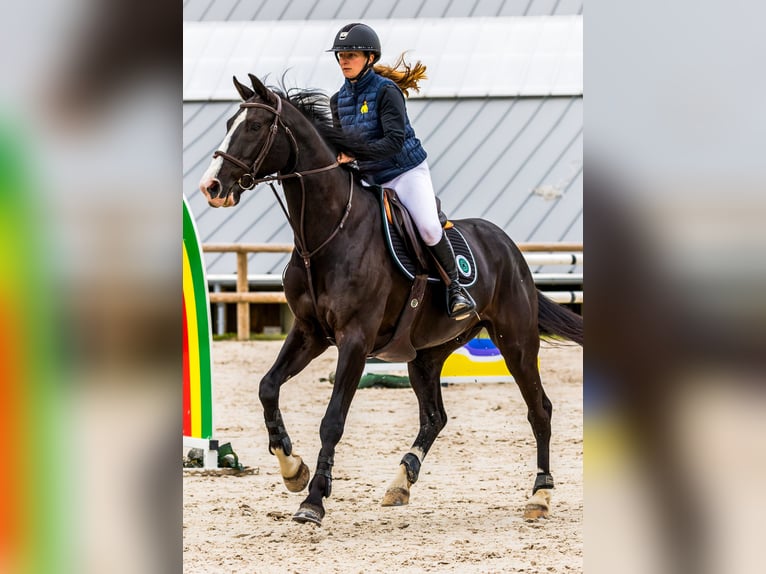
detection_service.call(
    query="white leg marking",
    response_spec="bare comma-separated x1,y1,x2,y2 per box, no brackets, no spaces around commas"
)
410,447,425,461
524,488,551,519
273,447,302,478
387,464,410,493
199,107,247,186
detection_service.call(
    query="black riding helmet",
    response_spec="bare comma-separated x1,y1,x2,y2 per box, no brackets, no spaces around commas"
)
327,22,382,67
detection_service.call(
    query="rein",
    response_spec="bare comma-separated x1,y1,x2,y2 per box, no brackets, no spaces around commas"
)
211,92,352,340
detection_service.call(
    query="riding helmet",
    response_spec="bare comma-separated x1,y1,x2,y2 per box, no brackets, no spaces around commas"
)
327,23,381,63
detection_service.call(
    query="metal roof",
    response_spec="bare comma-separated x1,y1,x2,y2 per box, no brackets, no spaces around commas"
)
184,96,582,277
183,0,584,21
184,17,583,99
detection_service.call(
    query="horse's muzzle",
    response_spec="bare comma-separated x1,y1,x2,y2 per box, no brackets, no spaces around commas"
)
200,178,239,208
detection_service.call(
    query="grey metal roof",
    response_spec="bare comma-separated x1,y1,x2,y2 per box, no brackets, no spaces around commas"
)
183,0,584,21
184,96,582,277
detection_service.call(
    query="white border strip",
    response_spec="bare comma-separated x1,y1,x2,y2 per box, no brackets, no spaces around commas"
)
184,16,582,100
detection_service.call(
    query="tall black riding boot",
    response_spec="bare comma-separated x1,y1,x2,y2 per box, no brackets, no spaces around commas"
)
429,232,476,320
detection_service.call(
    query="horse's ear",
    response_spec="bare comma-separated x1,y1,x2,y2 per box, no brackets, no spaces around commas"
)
248,73,272,101
233,76,254,101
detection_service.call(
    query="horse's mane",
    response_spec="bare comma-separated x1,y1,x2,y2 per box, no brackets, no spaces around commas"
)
268,79,372,161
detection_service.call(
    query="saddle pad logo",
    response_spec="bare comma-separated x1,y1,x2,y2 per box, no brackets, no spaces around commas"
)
456,255,471,277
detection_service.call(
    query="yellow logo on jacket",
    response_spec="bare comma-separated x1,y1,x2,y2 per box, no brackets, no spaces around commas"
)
360,100,369,114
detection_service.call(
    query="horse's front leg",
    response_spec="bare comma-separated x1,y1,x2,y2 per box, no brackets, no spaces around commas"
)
259,320,328,492
292,332,368,526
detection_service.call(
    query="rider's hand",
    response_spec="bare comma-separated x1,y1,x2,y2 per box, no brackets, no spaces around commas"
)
337,152,355,164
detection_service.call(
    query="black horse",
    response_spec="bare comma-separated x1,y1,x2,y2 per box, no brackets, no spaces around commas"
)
199,74,584,526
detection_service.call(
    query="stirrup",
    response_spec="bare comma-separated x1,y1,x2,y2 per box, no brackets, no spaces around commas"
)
447,287,475,320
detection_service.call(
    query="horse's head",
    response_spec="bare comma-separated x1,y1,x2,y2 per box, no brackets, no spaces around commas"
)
199,74,294,208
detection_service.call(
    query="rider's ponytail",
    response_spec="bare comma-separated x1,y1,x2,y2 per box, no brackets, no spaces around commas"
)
373,52,427,98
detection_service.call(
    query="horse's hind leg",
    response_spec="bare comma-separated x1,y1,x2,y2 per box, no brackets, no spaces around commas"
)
259,320,328,493
382,346,454,507
490,327,554,519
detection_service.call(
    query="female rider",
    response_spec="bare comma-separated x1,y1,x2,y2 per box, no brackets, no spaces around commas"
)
327,22,475,319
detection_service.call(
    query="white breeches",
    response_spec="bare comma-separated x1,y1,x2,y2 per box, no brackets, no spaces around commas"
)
381,161,443,246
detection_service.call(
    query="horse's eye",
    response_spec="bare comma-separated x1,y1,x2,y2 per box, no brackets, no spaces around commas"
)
250,122,263,131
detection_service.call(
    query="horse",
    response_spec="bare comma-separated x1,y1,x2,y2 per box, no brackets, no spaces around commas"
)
198,74,584,526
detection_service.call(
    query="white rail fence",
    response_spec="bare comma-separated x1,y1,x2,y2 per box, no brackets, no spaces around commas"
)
203,243,583,340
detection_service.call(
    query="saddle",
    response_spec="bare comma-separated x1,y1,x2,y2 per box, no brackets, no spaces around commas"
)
382,188,436,273
380,188,477,287
368,186,478,363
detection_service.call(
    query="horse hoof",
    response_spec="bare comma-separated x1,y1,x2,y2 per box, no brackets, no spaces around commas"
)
523,489,551,520
283,459,310,493
523,503,549,520
381,487,410,507
292,503,324,526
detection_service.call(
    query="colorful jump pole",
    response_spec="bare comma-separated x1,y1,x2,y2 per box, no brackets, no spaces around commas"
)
440,337,516,383
183,195,218,468
362,336,519,384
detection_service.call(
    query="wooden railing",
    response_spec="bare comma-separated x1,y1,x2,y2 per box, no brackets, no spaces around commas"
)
203,242,583,340
203,244,292,340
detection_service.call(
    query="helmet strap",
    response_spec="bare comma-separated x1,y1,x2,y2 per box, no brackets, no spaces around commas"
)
348,53,374,82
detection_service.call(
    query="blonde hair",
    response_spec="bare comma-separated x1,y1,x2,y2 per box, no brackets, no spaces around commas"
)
373,52,427,97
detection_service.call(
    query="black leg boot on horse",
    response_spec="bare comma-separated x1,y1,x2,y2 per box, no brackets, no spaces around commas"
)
429,232,476,320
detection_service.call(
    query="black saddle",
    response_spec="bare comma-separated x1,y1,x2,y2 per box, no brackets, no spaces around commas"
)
377,186,477,287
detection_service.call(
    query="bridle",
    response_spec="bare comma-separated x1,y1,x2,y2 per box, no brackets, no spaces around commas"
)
212,94,338,190
211,91,352,253
210,91,352,341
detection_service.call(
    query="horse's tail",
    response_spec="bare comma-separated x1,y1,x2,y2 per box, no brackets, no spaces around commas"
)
537,290,584,346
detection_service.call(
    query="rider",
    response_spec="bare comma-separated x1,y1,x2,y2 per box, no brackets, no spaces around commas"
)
327,22,475,320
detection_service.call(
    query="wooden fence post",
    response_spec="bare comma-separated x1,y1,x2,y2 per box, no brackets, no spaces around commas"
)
236,251,249,340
